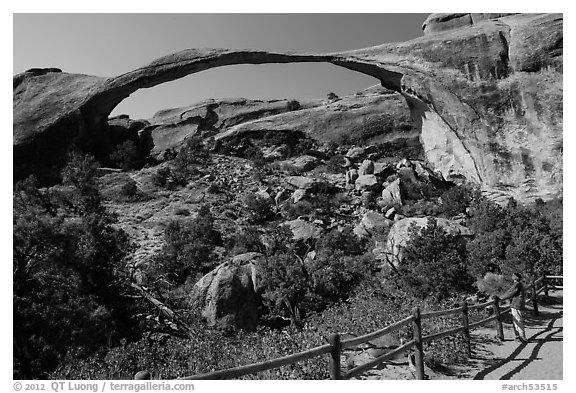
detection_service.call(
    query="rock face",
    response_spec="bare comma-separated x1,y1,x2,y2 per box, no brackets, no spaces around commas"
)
14,14,563,203
383,217,473,267
192,253,262,331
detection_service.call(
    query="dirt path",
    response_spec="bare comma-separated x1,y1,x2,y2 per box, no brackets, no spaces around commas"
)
457,290,563,380
350,290,563,380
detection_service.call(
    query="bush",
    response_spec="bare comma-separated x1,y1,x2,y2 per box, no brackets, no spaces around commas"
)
396,218,474,301
286,100,301,111
110,140,141,171
244,194,275,224
13,154,139,379
466,197,562,280
258,227,376,323
147,205,221,286
439,184,479,217
325,155,346,174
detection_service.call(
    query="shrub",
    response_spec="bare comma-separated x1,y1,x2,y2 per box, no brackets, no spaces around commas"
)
439,184,479,217
147,205,221,286
395,218,474,301
13,155,138,379
110,140,141,171
466,197,562,280
244,194,275,224
286,100,301,111
258,227,376,323
325,155,346,174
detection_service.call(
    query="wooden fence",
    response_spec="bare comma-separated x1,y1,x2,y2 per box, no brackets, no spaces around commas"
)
166,274,561,380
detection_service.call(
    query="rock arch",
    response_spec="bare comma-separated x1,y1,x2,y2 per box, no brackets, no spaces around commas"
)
14,13,563,202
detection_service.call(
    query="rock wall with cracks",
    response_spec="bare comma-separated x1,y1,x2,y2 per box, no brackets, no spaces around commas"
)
13,13,562,202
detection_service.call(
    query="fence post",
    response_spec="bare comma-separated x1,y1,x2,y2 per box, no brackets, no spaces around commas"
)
493,297,504,341
412,307,425,380
531,279,539,316
461,301,471,357
543,276,549,297
328,333,341,380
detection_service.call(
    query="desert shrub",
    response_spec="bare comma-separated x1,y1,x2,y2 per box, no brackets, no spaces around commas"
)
244,194,275,224
396,219,474,301
439,184,479,217
281,200,314,220
174,208,190,216
13,154,139,379
151,166,172,188
146,205,221,286
110,140,141,171
258,227,377,323
325,154,346,174
466,197,562,280
286,100,301,111
399,199,442,217
152,137,209,190
326,91,340,101
475,272,509,296
223,225,266,256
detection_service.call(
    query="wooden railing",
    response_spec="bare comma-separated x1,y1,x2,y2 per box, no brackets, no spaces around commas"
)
168,274,561,380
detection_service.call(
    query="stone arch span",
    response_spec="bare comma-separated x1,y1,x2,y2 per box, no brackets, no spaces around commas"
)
83,49,407,118
13,47,482,188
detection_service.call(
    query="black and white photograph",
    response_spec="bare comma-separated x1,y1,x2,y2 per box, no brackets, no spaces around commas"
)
11,5,566,386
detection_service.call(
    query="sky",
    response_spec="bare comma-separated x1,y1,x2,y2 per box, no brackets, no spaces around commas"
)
13,13,427,119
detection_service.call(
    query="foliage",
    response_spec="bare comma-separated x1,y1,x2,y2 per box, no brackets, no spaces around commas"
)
286,100,301,111
475,272,509,296
110,140,142,171
439,184,480,217
258,227,377,323
13,154,138,379
243,194,275,224
153,137,210,189
466,197,562,281
325,154,346,174
146,205,221,286
395,219,474,301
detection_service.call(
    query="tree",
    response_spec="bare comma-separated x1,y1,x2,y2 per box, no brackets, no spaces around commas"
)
396,219,473,301
147,205,221,286
466,196,562,280
257,226,376,325
13,154,137,379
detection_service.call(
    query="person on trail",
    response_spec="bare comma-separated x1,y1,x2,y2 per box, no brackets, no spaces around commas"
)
497,272,527,343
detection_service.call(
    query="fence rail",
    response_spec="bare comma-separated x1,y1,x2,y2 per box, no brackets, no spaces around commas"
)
153,274,561,381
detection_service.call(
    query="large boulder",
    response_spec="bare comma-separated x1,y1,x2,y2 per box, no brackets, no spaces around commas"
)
355,175,382,192
354,211,393,238
284,219,323,241
358,160,375,176
382,217,473,267
192,253,263,331
381,179,403,207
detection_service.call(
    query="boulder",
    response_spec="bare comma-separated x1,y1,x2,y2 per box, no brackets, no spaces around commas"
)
284,219,323,241
373,162,389,176
345,147,365,160
383,217,473,267
381,179,403,206
292,188,307,203
193,253,263,331
281,155,320,173
345,169,359,186
354,211,393,238
355,175,382,192
358,159,375,176
284,176,317,190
